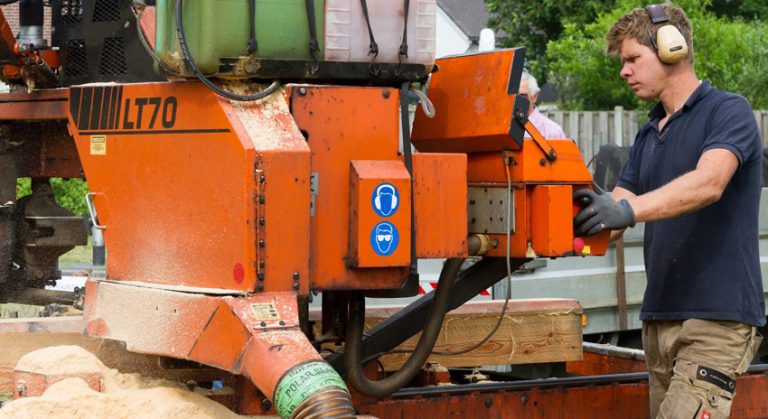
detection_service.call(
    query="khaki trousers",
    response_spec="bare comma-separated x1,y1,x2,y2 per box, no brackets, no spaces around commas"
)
643,319,762,419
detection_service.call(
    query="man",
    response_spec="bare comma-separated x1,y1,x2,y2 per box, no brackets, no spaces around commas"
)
573,4,764,418
520,70,566,139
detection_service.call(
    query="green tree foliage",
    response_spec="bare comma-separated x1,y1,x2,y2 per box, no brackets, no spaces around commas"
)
709,0,768,20
485,0,615,82
17,178,90,216
545,0,768,110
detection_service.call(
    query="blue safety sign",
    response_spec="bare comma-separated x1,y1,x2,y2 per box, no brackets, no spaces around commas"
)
371,183,400,217
370,221,399,256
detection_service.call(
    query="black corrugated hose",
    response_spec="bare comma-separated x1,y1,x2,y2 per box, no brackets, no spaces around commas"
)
343,258,465,398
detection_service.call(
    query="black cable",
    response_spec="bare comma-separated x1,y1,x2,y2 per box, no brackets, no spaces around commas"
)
305,0,320,61
246,0,258,53
175,0,279,101
359,0,379,59
399,82,418,283
399,0,409,59
359,0,382,76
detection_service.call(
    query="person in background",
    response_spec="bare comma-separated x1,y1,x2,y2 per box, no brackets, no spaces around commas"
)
520,70,566,139
573,4,764,418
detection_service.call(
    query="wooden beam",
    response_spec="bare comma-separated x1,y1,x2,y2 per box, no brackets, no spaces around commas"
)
312,298,583,371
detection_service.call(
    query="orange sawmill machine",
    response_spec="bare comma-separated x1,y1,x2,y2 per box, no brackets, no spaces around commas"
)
0,1,613,417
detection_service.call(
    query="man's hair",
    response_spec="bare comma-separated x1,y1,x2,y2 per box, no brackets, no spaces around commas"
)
606,4,693,63
521,70,540,96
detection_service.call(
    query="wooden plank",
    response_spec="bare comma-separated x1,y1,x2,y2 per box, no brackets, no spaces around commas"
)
596,111,606,147
312,299,583,371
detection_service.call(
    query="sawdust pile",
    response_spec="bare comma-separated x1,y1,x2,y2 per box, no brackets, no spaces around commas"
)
0,346,249,419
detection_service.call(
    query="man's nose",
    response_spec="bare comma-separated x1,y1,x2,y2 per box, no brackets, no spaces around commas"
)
620,63,632,79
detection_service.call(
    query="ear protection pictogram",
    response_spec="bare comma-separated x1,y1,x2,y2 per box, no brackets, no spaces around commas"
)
374,184,398,213
645,4,688,64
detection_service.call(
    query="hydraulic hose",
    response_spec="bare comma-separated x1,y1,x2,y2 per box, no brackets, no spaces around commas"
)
344,257,464,398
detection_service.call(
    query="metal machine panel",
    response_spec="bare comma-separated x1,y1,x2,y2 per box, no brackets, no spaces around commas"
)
66,81,299,292
468,186,514,235
411,48,527,153
290,85,409,291
348,160,411,268
412,153,468,258
531,184,573,256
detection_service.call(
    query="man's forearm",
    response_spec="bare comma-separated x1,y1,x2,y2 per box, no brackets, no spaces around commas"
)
628,169,724,222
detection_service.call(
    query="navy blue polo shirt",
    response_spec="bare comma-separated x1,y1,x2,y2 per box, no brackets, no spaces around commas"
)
616,81,766,327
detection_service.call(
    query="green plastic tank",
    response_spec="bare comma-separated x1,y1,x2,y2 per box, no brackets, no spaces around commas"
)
156,0,325,75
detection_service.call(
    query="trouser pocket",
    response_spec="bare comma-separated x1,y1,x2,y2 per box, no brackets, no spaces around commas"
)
735,329,763,374
658,360,734,419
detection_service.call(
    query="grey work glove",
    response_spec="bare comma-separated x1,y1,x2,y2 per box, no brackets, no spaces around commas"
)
573,188,635,236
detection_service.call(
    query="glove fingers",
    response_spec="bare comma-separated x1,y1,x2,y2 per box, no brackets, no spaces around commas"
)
583,222,606,236
575,215,603,237
573,203,598,226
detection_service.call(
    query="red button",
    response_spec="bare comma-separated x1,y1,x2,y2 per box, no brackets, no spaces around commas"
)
573,238,585,254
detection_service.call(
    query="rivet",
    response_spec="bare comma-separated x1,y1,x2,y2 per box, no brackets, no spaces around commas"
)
293,283,300,290
298,87,307,96
257,284,264,291
259,240,265,248
382,90,391,99
259,218,265,226
279,320,286,326
259,196,265,205
260,321,267,327
258,273,265,281
293,272,300,280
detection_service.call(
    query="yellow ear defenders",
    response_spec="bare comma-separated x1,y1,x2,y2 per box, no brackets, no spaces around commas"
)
645,4,689,64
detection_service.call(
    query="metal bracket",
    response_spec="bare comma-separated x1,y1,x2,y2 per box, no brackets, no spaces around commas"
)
85,192,106,230
520,118,557,163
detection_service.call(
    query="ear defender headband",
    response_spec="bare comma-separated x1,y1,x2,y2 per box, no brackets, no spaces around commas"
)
645,4,689,64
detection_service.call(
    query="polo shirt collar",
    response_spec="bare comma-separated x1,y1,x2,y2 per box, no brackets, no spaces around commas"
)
647,80,712,123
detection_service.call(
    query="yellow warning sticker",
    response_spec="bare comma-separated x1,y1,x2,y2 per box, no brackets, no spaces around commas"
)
250,303,281,321
582,245,592,255
90,135,107,155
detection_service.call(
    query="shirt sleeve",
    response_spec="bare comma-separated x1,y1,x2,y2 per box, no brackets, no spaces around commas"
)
700,95,761,166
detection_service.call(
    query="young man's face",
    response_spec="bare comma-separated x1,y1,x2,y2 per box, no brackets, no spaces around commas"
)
619,37,667,100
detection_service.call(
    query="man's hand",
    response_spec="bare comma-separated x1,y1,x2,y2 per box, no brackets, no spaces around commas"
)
573,188,636,236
